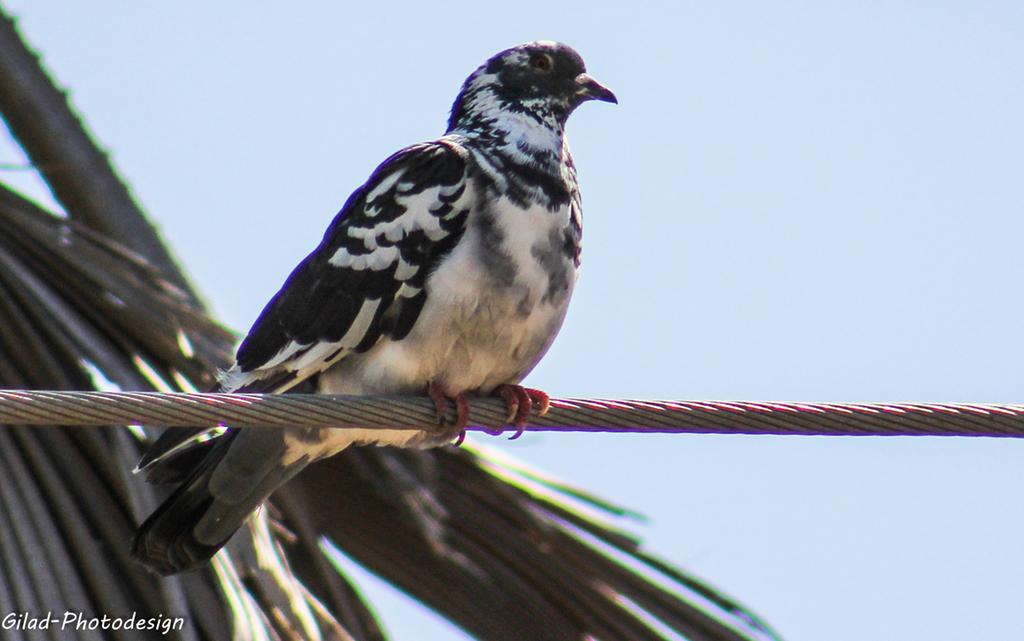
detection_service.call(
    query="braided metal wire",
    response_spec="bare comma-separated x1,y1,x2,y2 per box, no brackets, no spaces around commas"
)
1,390,1023,437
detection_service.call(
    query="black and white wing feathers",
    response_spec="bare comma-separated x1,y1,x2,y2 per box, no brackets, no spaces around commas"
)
136,140,473,476
226,139,473,393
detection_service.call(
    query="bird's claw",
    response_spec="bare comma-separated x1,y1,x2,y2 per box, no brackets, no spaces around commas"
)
426,382,469,445
493,385,549,439
426,383,550,443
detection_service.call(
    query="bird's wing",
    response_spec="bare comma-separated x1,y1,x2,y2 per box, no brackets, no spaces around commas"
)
136,139,473,475
230,138,473,392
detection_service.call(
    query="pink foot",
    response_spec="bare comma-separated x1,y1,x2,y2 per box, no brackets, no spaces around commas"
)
426,382,469,445
493,385,550,440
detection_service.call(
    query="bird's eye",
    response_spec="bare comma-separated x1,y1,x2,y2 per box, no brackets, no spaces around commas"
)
529,53,553,72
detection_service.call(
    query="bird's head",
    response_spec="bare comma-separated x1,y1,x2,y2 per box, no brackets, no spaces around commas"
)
447,41,616,135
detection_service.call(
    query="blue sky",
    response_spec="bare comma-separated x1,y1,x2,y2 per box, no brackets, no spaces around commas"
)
3,2,1023,640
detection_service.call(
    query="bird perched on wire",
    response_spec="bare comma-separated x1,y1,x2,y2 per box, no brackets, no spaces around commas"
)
131,40,616,575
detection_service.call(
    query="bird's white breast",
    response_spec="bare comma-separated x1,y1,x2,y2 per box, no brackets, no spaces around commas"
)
322,196,576,397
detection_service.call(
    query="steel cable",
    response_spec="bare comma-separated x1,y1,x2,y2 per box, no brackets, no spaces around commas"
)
0,390,1022,438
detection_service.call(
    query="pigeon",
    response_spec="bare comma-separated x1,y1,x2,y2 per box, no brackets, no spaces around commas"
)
131,40,616,575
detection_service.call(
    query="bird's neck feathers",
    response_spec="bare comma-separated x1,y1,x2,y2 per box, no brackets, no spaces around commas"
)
446,70,569,170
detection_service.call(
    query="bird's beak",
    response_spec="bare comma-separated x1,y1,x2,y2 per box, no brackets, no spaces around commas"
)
575,73,617,104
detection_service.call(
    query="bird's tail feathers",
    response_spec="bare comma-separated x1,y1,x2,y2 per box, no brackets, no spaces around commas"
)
133,373,308,481
131,430,310,575
134,426,222,479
